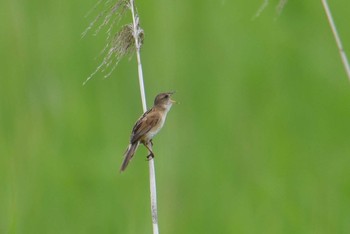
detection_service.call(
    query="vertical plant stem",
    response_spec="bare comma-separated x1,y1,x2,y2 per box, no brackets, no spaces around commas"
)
148,146,159,234
322,0,350,81
129,0,159,233
130,0,147,111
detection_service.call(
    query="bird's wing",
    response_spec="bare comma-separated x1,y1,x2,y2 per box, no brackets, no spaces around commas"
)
130,109,160,143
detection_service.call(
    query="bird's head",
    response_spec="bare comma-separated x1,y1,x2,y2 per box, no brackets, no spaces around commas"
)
154,92,176,110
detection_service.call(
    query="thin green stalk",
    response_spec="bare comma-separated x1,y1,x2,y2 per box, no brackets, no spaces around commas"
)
322,0,350,81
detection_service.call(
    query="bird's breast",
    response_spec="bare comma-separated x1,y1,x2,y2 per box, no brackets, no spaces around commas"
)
145,115,166,141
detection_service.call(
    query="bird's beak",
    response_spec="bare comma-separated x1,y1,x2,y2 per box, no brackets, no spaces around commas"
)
168,91,177,104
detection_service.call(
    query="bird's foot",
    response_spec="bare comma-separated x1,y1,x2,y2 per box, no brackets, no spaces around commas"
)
146,153,154,161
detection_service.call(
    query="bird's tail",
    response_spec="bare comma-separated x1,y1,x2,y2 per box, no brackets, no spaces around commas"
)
120,142,139,172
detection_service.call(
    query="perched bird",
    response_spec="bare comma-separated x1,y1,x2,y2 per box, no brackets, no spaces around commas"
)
120,92,176,172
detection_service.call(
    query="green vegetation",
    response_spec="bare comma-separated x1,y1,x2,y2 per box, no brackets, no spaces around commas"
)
1,0,350,233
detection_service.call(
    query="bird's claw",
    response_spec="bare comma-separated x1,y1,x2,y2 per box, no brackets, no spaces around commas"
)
146,154,154,161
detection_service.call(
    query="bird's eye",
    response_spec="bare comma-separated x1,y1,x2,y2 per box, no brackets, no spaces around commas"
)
165,94,169,98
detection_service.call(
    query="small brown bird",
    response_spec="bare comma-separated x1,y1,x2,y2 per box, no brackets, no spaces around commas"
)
120,92,176,172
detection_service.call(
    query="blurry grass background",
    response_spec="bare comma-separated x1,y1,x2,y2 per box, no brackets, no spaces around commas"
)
1,0,350,233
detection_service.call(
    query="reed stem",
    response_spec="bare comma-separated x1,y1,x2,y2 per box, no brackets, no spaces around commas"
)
129,1,160,233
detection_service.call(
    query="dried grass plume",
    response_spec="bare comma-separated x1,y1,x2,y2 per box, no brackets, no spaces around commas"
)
82,0,144,85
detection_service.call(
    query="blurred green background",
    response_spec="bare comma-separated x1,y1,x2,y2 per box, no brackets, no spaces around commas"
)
1,0,350,233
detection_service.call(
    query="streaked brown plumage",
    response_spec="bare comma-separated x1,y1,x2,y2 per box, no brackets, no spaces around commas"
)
120,92,176,172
